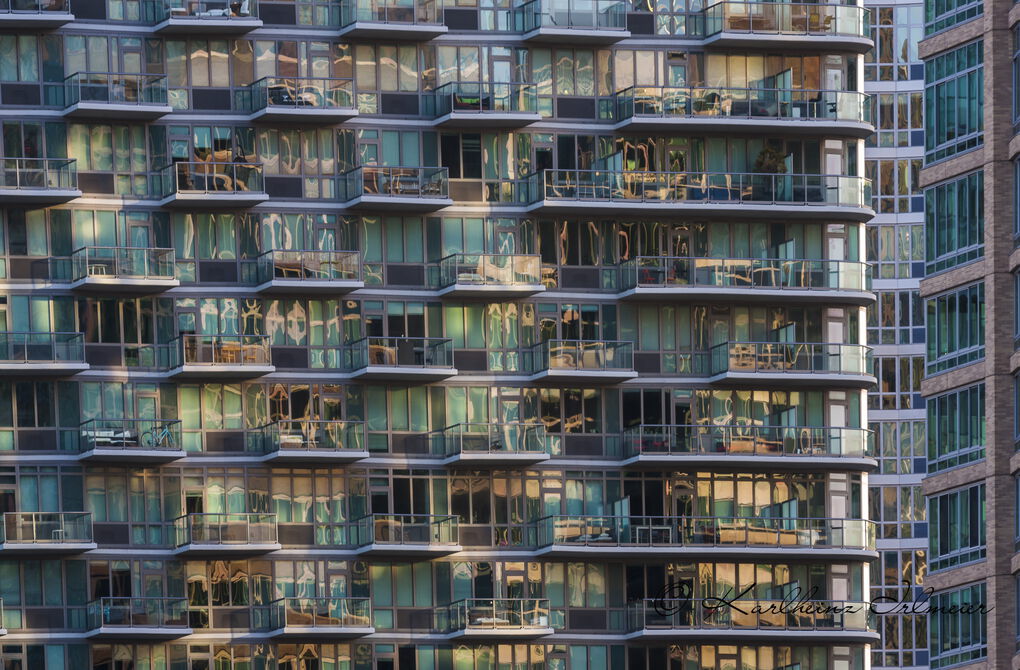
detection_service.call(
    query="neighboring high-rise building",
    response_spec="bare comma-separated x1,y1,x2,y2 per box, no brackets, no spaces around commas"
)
0,0,878,667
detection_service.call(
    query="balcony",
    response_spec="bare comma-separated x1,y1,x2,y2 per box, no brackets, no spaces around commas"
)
0,158,80,205
172,512,281,556
431,422,552,466
524,339,637,384
432,253,544,298
441,599,553,639
0,512,96,554
78,418,185,464
626,598,877,642
252,420,369,464
352,513,461,556
529,515,876,559
63,72,172,120
617,257,872,304
0,0,72,27
620,424,874,470
339,166,451,211
69,246,178,294
523,169,873,220
709,341,874,387
166,334,275,379
253,249,363,294
344,336,456,381
702,2,871,53
253,597,373,639
0,332,89,375
247,76,358,123
514,0,630,43
158,161,268,208
148,0,262,34
614,86,872,137
85,597,191,640
428,82,541,128
338,0,447,39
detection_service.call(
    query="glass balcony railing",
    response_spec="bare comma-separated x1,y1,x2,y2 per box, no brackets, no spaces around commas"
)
79,418,182,453
618,257,871,292
615,86,871,124
0,0,69,13
433,253,542,290
339,0,441,26
440,599,551,633
524,170,872,209
703,2,870,39
87,597,190,632
709,341,872,377
0,332,85,365
0,158,77,192
173,513,278,548
344,336,454,371
1,512,93,545
530,515,876,550
428,82,538,118
514,0,628,32
255,250,362,286
523,339,634,374
249,420,367,455
159,161,264,198
247,76,355,113
70,246,176,283
339,166,449,201
352,514,460,548
628,598,874,633
170,334,272,368
145,0,259,22
64,72,169,108
430,422,551,458
621,424,873,459
253,597,373,633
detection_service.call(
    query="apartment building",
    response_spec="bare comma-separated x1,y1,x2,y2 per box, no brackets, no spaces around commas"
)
0,0,877,667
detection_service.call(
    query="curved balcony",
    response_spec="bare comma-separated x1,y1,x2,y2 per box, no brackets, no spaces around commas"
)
428,82,541,128
247,76,358,124
0,512,96,554
69,246,178,294
524,339,637,384
253,597,373,639
0,332,88,375
352,513,462,556
344,336,456,381
529,515,876,560
78,418,185,464
614,86,872,137
149,0,262,34
440,599,553,639
252,420,369,464
523,169,873,221
85,597,191,640
620,424,874,470
709,341,874,387
158,161,268,208
339,166,451,211
627,598,877,642
0,158,80,205
432,253,544,298
338,0,447,39
63,72,172,120
0,0,72,27
253,249,363,294
617,257,872,304
702,2,872,53
167,334,274,379
172,512,280,557
431,422,552,466
514,0,630,43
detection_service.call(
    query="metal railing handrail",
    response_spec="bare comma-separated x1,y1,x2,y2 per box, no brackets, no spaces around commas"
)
253,596,373,631
63,71,169,107
169,333,272,367
86,597,190,630
618,256,871,292
514,0,628,31
339,0,443,26
441,598,551,631
702,1,871,39
339,165,450,200
79,418,182,452
429,81,539,116
0,157,78,191
70,245,176,282
0,0,69,12
254,249,362,284
429,421,551,457
172,512,278,546
247,75,355,112
351,513,460,546
0,331,86,364
620,423,874,458
1,511,93,544
250,419,367,454
433,252,542,289
344,336,454,370
159,161,265,197
524,338,634,373
709,340,872,376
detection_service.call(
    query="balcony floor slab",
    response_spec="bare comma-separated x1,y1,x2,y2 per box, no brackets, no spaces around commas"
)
63,102,172,120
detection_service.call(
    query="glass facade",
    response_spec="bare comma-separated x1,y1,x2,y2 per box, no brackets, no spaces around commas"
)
924,170,983,274
924,40,984,163
925,282,985,374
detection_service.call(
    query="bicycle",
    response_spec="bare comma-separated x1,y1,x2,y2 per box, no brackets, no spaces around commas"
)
142,423,177,449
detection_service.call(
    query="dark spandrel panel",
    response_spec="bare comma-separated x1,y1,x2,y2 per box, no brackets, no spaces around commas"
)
191,88,231,110
444,7,477,29
270,346,308,369
459,525,492,547
259,2,295,24
387,264,425,286
450,179,483,202
278,523,314,546
381,92,419,115
16,429,56,451
392,432,429,455
634,353,660,374
25,609,64,630
198,260,238,283
397,608,433,631
564,434,602,456
213,608,250,630
84,345,123,367
78,172,115,195
265,176,302,199
453,349,487,372
93,523,131,546
569,609,607,630
627,11,653,34
74,0,105,18
204,430,245,452
556,97,596,119
2,84,40,106
8,258,50,280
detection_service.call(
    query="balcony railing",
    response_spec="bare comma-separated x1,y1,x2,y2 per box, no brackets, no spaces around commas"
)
0,158,77,192
618,257,871,293
339,0,442,25
64,72,169,108
87,597,190,632
253,597,372,633
255,250,361,286
352,513,459,548
250,420,367,455
1,512,93,545
523,339,634,374
709,341,872,377
514,0,628,32
247,76,355,113
615,86,871,125
344,336,454,371
433,253,542,290
170,334,272,368
145,0,259,22
621,424,873,460
79,418,182,453
441,599,551,633
0,332,85,365
429,82,538,118
159,161,264,198
339,166,449,201
703,1,870,39
0,0,69,13
70,246,176,283
531,515,876,551
628,598,874,633
430,422,551,458
173,513,278,548
524,170,872,209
